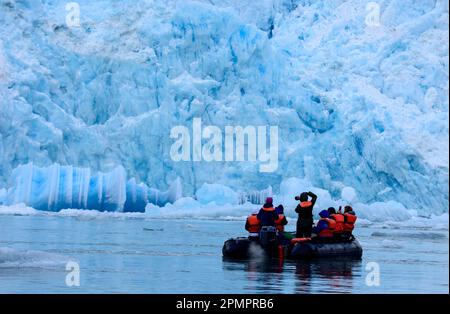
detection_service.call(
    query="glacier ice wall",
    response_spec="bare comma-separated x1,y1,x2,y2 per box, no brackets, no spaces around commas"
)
0,0,448,213
0,163,181,211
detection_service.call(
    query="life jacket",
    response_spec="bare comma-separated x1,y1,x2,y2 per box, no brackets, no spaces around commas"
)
300,201,312,208
343,213,357,232
246,214,261,233
275,214,286,232
330,213,345,233
291,237,311,244
262,206,275,211
318,218,336,237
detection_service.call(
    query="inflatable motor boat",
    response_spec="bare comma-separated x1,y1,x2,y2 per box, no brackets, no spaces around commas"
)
222,227,363,259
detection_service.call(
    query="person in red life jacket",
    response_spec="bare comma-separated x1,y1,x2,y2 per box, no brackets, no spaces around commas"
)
245,210,261,239
312,210,336,238
294,191,317,238
256,197,279,227
328,207,345,235
274,205,288,232
343,205,357,235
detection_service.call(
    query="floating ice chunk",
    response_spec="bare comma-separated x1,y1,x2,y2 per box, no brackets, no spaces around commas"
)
0,203,40,216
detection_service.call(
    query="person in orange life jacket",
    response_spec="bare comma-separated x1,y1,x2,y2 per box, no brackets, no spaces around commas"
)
343,205,357,234
328,207,345,234
257,197,279,227
344,205,356,215
245,210,261,239
312,210,336,238
295,191,317,238
274,205,288,232
327,207,336,215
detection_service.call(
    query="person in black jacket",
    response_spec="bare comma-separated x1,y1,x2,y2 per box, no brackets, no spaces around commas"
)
257,197,279,227
294,191,317,238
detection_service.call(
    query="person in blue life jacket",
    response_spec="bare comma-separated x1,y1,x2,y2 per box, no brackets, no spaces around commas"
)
312,210,336,238
257,197,279,227
275,204,284,215
274,205,288,232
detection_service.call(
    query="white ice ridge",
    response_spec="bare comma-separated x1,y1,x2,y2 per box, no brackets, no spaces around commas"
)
0,0,448,214
0,163,182,212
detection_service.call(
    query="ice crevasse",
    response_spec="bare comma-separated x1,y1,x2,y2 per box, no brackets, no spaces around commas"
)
0,0,448,214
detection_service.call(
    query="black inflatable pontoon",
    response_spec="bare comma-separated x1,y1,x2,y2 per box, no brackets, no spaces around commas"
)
222,228,363,259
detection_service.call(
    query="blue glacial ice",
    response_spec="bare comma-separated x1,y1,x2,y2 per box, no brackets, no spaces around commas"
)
0,163,181,212
0,0,448,215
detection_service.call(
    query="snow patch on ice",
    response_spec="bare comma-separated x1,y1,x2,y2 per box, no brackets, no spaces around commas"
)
145,197,254,220
0,203,40,216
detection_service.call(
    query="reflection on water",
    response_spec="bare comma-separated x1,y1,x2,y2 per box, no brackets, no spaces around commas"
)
222,257,362,293
292,259,361,293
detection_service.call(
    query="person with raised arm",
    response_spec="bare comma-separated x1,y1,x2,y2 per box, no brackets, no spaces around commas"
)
294,191,317,238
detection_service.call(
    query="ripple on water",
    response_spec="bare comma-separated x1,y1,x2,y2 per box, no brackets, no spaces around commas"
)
371,231,448,240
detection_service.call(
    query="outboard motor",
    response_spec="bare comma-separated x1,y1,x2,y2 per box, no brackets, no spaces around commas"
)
259,226,277,248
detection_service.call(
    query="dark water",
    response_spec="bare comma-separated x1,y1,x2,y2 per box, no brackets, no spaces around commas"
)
0,214,448,293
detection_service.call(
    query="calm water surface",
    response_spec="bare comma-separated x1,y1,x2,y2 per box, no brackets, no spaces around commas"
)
0,214,448,293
